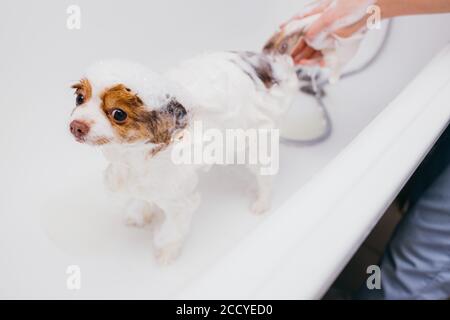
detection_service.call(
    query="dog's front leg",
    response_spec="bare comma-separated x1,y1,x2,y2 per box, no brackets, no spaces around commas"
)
124,199,161,227
152,192,201,265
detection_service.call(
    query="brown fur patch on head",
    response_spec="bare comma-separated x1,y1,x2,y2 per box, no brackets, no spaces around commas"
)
101,84,187,145
71,78,92,102
263,30,303,56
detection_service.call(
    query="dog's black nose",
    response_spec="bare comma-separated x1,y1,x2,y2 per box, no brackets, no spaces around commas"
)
70,120,90,139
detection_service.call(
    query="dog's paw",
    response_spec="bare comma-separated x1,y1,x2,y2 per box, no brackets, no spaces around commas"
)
250,198,271,215
154,242,182,266
124,200,153,228
124,212,147,228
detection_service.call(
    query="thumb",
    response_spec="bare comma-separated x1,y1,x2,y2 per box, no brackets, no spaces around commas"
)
305,11,335,40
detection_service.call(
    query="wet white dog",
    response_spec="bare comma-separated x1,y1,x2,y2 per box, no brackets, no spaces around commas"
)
69,34,325,264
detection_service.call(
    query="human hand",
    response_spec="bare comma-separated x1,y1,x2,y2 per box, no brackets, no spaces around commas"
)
282,0,377,65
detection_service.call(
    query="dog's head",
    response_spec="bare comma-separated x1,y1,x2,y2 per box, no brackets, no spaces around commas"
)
69,60,188,147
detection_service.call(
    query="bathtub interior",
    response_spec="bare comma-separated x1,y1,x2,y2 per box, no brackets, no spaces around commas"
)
1,0,449,298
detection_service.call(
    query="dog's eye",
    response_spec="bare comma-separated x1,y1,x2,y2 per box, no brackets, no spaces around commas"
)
76,94,85,106
279,42,288,54
111,109,127,123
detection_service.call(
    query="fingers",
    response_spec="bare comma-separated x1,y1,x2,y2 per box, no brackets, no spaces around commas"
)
290,36,326,66
304,11,335,39
295,51,324,67
280,0,331,29
333,17,368,38
291,37,323,65
291,38,307,58
310,51,323,61
293,45,317,64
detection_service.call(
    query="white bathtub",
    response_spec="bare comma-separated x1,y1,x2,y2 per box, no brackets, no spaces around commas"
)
0,0,449,299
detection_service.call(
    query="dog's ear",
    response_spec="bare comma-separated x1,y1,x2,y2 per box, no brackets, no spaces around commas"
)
71,83,82,91
165,99,187,128
263,32,279,54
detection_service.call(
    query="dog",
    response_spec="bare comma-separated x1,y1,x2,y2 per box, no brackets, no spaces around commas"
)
69,25,321,264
